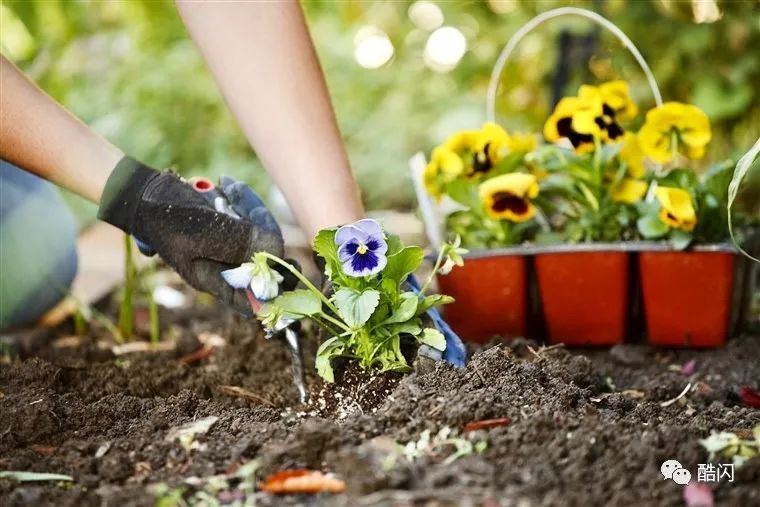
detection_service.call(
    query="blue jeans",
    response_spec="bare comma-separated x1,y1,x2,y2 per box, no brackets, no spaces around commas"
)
0,161,78,330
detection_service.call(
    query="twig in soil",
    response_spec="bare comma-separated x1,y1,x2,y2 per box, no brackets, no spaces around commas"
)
660,383,693,407
526,343,565,359
218,385,275,407
472,362,487,384
463,417,511,433
178,345,213,364
112,341,175,355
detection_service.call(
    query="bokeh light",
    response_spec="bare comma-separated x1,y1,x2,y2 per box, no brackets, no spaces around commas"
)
692,0,721,24
353,26,394,69
408,1,444,31
424,26,467,73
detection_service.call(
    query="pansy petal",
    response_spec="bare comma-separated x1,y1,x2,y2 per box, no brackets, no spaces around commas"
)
250,275,278,301
335,224,368,245
366,236,388,255
352,219,384,239
220,264,254,289
338,240,360,263
350,250,379,274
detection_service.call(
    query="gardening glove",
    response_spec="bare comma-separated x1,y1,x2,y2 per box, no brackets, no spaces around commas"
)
97,156,287,317
406,274,467,368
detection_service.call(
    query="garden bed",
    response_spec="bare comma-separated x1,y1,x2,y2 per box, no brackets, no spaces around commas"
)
1,292,759,506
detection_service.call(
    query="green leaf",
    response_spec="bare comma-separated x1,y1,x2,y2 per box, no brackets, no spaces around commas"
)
275,289,322,318
315,336,343,383
385,292,418,324
383,246,424,287
385,233,403,256
419,328,446,351
387,320,422,336
315,354,334,383
700,160,734,205
637,214,669,239
0,471,73,482
445,179,480,209
658,168,698,189
577,182,599,211
533,231,566,245
489,151,526,176
313,228,339,277
417,294,454,315
334,288,380,328
670,229,693,250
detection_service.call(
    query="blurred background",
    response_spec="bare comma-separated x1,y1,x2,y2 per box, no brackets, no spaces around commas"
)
1,0,759,226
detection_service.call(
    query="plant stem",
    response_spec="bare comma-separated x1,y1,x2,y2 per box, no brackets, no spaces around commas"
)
73,309,87,336
420,246,447,294
259,252,342,316
141,259,160,344
309,314,343,336
118,234,135,341
315,311,352,333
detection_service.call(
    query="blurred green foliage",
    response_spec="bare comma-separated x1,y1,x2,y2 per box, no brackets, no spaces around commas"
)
1,0,758,222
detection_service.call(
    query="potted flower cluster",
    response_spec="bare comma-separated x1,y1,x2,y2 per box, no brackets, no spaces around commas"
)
423,122,539,342
222,219,465,381
421,80,753,347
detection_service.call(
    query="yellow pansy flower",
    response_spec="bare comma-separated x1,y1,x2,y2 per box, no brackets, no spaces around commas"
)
443,130,480,153
473,122,512,173
654,186,697,231
620,131,646,178
574,89,625,143
424,146,464,199
544,96,602,153
598,80,638,121
478,173,539,222
611,178,648,204
638,102,711,163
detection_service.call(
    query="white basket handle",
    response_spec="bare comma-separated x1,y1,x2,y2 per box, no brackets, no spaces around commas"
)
729,137,760,262
486,7,662,123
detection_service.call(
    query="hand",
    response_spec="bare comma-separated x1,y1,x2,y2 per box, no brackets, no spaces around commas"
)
98,157,288,316
406,275,466,368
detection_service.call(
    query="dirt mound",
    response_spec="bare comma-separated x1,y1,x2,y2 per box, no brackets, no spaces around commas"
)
1,302,759,506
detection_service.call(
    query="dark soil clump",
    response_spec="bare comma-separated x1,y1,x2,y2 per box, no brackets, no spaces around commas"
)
1,298,759,506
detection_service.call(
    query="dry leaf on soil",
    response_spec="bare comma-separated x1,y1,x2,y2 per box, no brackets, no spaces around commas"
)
260,470,346,494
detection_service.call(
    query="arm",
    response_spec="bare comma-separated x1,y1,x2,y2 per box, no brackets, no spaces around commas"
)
176,0,363,239
0,55,123,203
0,55,285,316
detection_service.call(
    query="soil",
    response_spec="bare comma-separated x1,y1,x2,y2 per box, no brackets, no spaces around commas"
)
1,292,759,507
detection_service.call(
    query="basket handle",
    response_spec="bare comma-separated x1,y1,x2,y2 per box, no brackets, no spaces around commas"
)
486,7,663,123
729,137,760,263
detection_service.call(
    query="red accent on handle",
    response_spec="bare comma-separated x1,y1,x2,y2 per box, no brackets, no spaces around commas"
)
190,177,214,192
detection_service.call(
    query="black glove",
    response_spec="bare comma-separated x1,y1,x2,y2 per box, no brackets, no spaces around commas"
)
98,156,286,316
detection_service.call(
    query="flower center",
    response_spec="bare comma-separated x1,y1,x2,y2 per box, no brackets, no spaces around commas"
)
471,143,493,174
357,243,368,254
491,192,529,215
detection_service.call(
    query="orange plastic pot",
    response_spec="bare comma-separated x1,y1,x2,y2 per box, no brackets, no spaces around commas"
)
535,251,629,346
639,251,735,347
436,254,527,344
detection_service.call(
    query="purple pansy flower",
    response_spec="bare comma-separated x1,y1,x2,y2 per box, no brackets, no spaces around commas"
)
335,219,388,277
